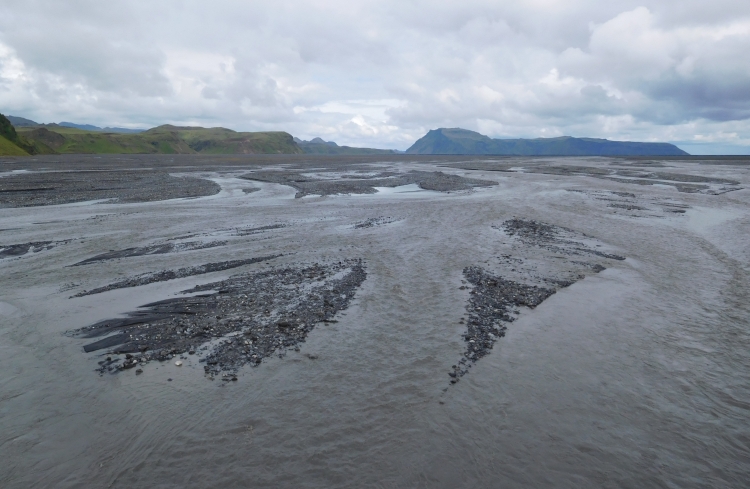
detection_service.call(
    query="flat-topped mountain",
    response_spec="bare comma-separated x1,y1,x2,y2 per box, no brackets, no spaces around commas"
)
406,128,689,156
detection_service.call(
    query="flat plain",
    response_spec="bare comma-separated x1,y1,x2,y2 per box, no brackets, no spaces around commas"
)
1,154,749,488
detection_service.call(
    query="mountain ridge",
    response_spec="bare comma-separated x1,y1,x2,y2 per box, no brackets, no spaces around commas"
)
294,136,400,155
2,121,301,155
406,128,689,156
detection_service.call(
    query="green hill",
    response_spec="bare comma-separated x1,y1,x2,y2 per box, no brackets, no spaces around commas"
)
0,134,29,155
406,128,689,156
13,123,302,155
0,113,35,155
144,125,301,154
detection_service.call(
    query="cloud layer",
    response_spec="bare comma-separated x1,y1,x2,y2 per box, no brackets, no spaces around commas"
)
1,0,749,152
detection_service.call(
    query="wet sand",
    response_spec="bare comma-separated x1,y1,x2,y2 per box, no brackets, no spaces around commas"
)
1,154,749,488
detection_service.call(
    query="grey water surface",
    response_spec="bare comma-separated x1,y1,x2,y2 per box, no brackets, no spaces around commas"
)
1,155,749,488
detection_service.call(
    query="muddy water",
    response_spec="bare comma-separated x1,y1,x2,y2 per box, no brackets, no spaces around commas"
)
1,156,749,488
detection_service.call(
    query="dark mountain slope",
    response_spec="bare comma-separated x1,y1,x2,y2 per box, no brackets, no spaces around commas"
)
406,128,688,156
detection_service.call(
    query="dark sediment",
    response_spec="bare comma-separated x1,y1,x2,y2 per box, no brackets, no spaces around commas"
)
451,219,627,384
72,255,282,297
234,224,287,236
0,241,57,259
0,170,220,208
608,203,647,211
575,189,691,218
354,216,400,229
241,170,497,197
69,259,366,378
501,218,625,260
450,267,555,383
71,240,227,266
444,162,742,194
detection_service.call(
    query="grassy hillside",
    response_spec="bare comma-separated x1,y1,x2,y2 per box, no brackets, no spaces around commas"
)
145,125,301,154
15,124,302,155
0,135,29,156
0,113,37,155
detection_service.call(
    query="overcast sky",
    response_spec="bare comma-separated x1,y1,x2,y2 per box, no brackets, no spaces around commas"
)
1,0,749,153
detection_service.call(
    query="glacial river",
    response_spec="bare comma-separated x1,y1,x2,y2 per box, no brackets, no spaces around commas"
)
1,155,748,488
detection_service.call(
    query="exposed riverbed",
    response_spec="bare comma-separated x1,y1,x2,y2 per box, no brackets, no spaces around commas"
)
1,154,749,488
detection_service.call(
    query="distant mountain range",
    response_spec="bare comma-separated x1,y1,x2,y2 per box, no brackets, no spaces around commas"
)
0,114,690,157
406,128,689,156
6,115,143,134
294,137,400,155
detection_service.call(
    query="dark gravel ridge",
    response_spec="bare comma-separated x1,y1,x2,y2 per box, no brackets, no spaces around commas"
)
72,254,282,297
501,218,626,261
354,216,400,229
449,267,556,383
69,259,366,379
70,240,227,266
0,171,221,208
241,170,497,197
0,241,57,259
450,219,627,384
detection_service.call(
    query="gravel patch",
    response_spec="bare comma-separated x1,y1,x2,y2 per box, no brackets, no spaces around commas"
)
0,241,58,259
241,170,497,197
0,170,221,208
451,219,627,384
72,255,282,297
353,216,400,229
69,259,367,379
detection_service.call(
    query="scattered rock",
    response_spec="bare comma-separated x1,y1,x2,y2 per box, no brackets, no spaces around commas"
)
71,259,366,378
354,216,400,229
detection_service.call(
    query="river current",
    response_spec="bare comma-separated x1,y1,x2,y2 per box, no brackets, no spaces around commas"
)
1,155,748,488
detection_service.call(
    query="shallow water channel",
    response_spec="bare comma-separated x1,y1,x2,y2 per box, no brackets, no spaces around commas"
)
1,155,749,488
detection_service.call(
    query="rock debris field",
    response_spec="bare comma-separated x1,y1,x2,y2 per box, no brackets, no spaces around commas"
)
70,259,366,380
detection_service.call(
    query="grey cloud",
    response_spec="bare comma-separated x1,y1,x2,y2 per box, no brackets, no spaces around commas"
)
0,0,749,151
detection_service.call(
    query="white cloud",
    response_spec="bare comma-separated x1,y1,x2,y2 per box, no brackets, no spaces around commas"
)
0,0,749,151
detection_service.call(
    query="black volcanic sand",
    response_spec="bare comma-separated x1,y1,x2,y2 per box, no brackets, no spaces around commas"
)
241,170,497,197
71,240,227,266
69,259,366,379
451,219,626,383
0,170,220,207
72,255,282,297
445,161,742,194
